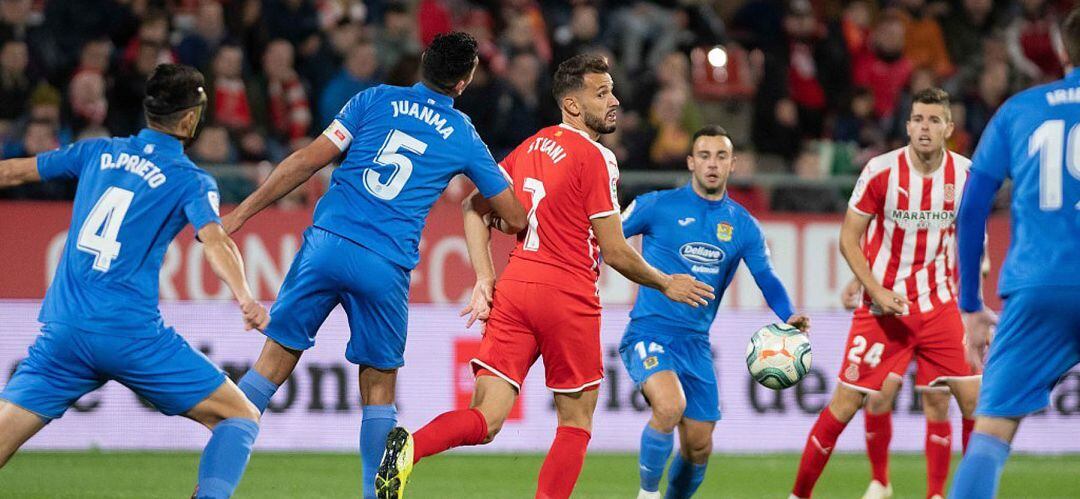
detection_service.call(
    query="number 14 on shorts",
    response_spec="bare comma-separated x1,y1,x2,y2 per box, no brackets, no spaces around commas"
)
634,341,665,370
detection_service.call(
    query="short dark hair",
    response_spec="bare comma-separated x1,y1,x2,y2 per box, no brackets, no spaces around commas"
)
144,63,206,128
421,32,479,92
911,87,951,121
1064,7,1080,67
689,125,731,154
552,54,610,101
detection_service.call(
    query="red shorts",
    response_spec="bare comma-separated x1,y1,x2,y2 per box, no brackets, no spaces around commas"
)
471,279,603,393
838,302,975,393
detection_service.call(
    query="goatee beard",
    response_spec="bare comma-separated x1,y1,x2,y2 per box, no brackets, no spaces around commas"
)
584,112,616,135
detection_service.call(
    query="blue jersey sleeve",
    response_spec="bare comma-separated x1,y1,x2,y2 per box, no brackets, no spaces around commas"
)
956,170,1001,312
969,105,1012,182
621,192,657,237
462,131,509,198
36,139,103,181
182,173,222,231
323,88,377,151
741,216,795,321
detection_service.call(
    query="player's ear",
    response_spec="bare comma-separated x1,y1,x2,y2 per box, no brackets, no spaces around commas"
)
944,119,955,140
562,95,580,117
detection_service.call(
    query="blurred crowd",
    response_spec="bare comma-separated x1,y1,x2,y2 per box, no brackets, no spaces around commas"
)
0,0,1074,210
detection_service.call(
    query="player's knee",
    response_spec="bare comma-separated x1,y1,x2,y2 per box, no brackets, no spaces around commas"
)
922,390,950,420
684,439,712,464
235,399,261,423
650,398,686,431
865,392,894,414
829,386,865,422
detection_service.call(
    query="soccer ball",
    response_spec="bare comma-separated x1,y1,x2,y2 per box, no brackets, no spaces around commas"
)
745,323,812,390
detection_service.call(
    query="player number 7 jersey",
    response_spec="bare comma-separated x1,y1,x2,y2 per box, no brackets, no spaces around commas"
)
498,124,620,297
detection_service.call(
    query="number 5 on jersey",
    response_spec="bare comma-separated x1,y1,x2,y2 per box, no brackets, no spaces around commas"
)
365,129,428,200
77,186,134,272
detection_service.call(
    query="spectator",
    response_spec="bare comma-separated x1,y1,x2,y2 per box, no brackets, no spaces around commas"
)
41,0,138,77
964,59,1010,144
943,0,1002,74
373,2,420,75
552,4,602,64
772,141,846,212
319,41,379,129
121,10,176,69
0,39,33,122
455,57,499,143
190,125,236,164
253,39,312,151
0,0,49,78
177,1,227,71
489,52,542,157
832,86,886,166
648,88,694,169
68,70,108,134
207,44,256,131
263,0,320,49
461,9,507,77
74,37,112,78
108,37,160,136
894,0,954,79
500,0,552,63
947,102,971,155
852,15,914,121
839,1,873,57
27,83,70,145
1006,0,1066,84
4,118,59,158
223,0,269,69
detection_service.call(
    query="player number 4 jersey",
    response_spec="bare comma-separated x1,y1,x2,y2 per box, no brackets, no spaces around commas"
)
498,124,620,297
848,146,970,314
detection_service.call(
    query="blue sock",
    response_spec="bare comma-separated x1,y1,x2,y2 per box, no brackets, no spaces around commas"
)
237,370,279,414
639,424,674,492
196,418,259,499
360,404,397,499
665,453,707,499
949,432,1011,499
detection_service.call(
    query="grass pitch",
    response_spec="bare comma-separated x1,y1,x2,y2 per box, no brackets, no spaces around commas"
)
2,451,1078,498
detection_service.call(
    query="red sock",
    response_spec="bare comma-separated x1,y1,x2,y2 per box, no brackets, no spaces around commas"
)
792,409,849,498
536,426,591,499
925,420,952,497
864,410,893,485
411,408,488,464
962,418,975,454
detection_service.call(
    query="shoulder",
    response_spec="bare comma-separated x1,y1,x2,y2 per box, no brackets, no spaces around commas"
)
727,199,762,230
948,150,972,171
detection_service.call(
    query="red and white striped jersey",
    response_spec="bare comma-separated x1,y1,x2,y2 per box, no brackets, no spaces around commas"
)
498,124,620,299
848,146,970,313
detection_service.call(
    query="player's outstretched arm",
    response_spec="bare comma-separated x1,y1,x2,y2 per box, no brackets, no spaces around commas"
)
839,209,910,315
222,136,341,233
591,214,714,307
466,188,527,235
0,158,41,188
460,189,498,328
198,223,270,331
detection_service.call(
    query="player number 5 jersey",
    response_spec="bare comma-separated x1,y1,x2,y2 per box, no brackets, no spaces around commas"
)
498,124,620,297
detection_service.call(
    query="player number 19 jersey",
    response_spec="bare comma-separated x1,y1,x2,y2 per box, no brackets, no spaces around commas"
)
498,124,620,297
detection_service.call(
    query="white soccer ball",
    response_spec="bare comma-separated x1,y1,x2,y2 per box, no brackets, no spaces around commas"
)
746,323,812,390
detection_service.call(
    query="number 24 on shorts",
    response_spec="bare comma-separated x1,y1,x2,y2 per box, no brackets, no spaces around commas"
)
847,335,884,368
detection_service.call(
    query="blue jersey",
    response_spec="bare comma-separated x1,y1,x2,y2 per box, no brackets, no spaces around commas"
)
968,68,1080,296
622,185,794,335
37,129,222,337
315,83,509,270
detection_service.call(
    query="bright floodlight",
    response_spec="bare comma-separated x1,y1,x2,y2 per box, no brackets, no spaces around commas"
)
707,46,728,67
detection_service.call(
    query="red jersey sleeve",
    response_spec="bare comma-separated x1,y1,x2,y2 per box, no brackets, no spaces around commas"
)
580,145,621,219
848,165,888,216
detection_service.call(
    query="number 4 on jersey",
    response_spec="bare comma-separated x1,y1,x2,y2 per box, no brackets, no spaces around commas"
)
77,186,134,272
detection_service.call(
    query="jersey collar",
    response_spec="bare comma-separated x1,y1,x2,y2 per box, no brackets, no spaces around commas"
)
683,183,728,206
413,82,454,107
137,128,185,155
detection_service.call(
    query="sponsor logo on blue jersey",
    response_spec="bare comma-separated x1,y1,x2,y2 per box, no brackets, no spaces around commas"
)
680,242,724,265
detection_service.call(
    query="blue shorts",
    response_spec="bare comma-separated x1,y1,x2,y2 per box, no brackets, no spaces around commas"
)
977,287,1080,418
619,325,720,422
265,226,409,368
0,322,225,421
